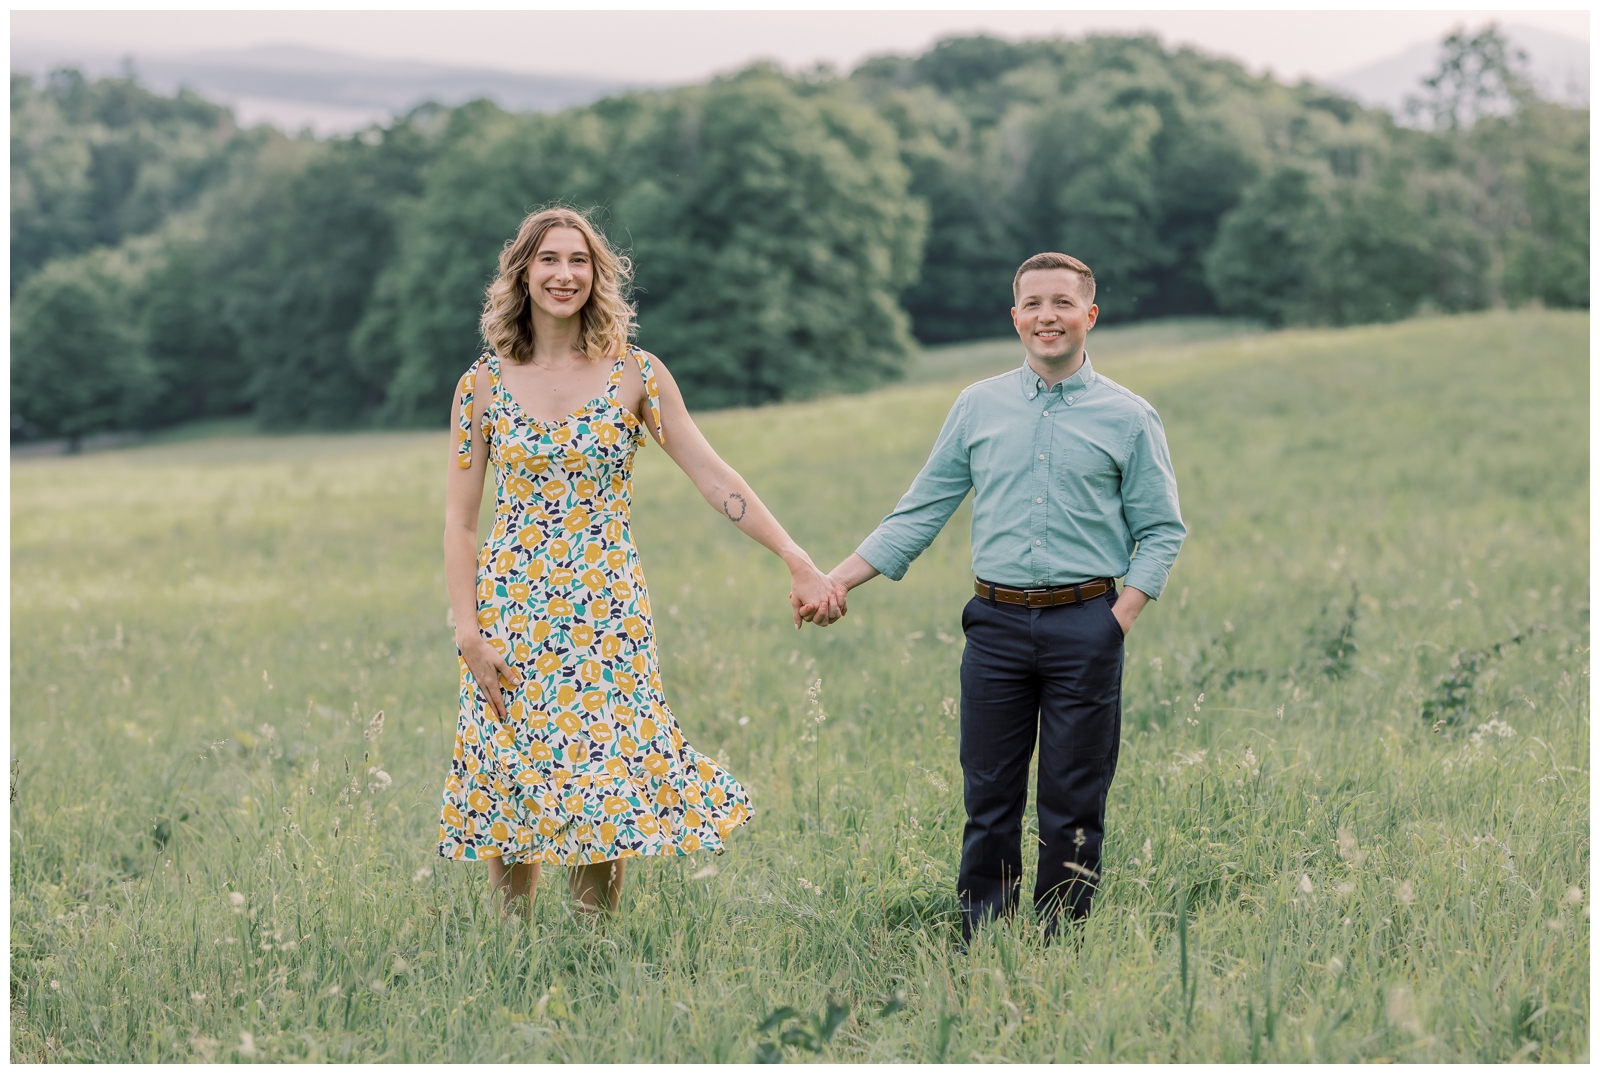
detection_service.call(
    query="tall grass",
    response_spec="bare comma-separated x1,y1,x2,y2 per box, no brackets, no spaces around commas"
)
11,310,1588,1061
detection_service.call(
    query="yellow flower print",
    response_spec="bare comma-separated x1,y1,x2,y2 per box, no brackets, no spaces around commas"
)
438,349,753,866
477,578,495,602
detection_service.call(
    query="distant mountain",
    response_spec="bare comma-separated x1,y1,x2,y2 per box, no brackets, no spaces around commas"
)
9,43,649,134
1323,23,1588,117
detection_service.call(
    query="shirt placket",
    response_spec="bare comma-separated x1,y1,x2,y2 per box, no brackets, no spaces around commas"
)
1029,380,1057,586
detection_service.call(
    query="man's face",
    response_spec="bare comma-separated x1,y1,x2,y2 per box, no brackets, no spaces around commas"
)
1011,268,1098,367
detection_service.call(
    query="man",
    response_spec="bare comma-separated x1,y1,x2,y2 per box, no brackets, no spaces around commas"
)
809,252,1185,942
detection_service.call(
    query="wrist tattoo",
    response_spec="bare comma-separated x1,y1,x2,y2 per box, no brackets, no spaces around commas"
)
721,492,748,523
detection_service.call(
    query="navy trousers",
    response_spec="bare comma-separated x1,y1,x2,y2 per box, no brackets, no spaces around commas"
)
956,586,1124,942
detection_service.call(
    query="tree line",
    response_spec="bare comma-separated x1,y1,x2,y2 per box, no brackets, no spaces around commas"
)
11,27,1587,441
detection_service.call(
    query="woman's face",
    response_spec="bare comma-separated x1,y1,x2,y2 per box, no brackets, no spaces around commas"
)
527,226,594,321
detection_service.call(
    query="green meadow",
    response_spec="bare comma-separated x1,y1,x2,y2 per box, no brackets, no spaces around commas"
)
10,310,1589,1062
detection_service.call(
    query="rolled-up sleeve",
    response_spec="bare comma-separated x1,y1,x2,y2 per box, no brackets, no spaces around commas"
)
1119,407,1186,599
855,392,973,581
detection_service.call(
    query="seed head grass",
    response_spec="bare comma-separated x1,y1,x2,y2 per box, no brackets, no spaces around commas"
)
10,310,1588,1061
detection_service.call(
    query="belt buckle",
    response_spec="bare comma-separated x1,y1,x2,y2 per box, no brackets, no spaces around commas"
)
1023,587,1051,608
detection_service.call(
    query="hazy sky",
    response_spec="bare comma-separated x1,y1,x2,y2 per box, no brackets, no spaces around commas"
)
13,8,1591,84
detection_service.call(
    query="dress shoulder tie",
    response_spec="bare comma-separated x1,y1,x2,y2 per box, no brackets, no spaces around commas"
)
633,347,664,443
455,354,494,468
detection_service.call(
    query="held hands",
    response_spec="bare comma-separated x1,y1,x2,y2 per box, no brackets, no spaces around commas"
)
788,558,848,629
457,631,521,721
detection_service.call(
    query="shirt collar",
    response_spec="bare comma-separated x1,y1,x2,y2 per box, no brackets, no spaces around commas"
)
1021,353,1095,400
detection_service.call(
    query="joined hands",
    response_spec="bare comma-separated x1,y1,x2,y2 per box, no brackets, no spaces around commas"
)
788,559,849,629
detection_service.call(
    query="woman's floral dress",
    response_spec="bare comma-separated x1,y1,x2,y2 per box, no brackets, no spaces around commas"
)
438,347,753,866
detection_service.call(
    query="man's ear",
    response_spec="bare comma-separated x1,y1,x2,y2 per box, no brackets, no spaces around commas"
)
1085,304,1099,329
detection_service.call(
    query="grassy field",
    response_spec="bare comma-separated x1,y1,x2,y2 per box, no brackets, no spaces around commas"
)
10,310,1589,1062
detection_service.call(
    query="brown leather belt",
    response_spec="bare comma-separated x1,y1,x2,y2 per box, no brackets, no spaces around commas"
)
975,577,1114,607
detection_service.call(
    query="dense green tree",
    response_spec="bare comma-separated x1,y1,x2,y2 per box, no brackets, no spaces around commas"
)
10,251,156,441
10,69,248,293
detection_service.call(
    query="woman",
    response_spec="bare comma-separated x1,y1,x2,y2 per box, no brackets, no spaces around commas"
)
438,206,845,919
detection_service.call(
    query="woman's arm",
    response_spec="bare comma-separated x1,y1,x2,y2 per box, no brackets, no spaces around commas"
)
639,354,847,629
445,369,520,720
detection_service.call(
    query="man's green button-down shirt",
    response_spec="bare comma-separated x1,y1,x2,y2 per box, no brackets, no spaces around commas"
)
856,355,1186,599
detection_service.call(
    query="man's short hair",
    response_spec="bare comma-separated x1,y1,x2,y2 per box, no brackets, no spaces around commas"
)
1013,252,1096,303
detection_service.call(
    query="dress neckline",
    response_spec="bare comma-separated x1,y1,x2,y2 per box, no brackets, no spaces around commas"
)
491,351,627,430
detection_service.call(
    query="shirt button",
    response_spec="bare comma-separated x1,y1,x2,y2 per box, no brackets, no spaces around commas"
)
1035,539,1043,546
1035,497,1043,503
1041,410,1049,416
1038,453,1045,460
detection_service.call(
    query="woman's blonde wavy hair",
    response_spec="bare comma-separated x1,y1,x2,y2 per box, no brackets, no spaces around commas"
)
480,206,635,365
